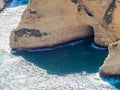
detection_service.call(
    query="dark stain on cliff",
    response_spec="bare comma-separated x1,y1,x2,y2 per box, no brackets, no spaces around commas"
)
27,9,43,19
78,4,93,17
29,10,37,14
103,0,116,25
112,43,118,48
27,9,38,18
14,28,48,42
28,9,37,14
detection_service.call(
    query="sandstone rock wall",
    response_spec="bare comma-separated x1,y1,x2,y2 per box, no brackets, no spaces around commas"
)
100,41,120,76
10,0,93,49
10,0,120,49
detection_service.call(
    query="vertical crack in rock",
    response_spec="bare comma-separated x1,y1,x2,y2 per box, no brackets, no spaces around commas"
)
103,0,116,25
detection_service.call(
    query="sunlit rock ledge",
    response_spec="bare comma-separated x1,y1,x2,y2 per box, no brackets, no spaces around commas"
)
10,0,120,76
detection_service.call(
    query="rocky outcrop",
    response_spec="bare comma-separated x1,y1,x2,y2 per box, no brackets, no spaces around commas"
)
9,0,120,77
10,0,120,49
0,0,9,11
10,0,94,49
99,41,120,76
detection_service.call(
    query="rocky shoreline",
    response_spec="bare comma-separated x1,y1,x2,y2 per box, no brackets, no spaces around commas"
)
9,0,120,76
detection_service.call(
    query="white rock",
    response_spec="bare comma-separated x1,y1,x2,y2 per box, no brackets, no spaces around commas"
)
0,0,5,11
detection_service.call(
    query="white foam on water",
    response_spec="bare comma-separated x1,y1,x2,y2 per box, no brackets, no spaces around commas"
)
91,43,107,50
0,4,118,90
0,50,117,90
0,5,27,52
11,40,84,53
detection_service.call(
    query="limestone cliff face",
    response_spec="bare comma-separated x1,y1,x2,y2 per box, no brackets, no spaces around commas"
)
10,0,120,49
100,41,120,76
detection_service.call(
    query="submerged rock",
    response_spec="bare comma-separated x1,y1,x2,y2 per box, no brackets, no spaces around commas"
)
100,41,120,76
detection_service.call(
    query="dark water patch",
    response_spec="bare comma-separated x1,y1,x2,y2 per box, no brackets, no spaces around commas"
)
12,37,108,75
102,76,120,89
6,0,29,8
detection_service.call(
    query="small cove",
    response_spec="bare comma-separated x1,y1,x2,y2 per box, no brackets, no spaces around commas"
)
13,37,108,75
0,0,120,89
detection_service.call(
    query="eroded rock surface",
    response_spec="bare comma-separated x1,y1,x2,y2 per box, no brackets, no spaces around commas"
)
10,0,120,49
100,41,120,76
9,0,120,77
10,0,94,49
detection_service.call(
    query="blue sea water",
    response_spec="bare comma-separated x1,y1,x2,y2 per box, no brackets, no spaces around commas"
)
0,0,120,89
6,0,29,7
13,37,108,75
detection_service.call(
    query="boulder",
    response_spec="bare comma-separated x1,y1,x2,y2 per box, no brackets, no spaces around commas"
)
99,41,120,76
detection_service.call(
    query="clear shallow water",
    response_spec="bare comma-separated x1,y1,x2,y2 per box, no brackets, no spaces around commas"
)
0,0,120,90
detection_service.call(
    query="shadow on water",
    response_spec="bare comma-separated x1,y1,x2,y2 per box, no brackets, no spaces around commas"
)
6,0,29,8
12,36,108,75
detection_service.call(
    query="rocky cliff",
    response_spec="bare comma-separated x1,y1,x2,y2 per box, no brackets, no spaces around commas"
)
10,0,120,49
10,0,120,76
100,41,120,76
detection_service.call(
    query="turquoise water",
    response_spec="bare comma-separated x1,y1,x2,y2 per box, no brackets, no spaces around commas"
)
0,0,120,89
13,37,108,75
11,37,120,89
